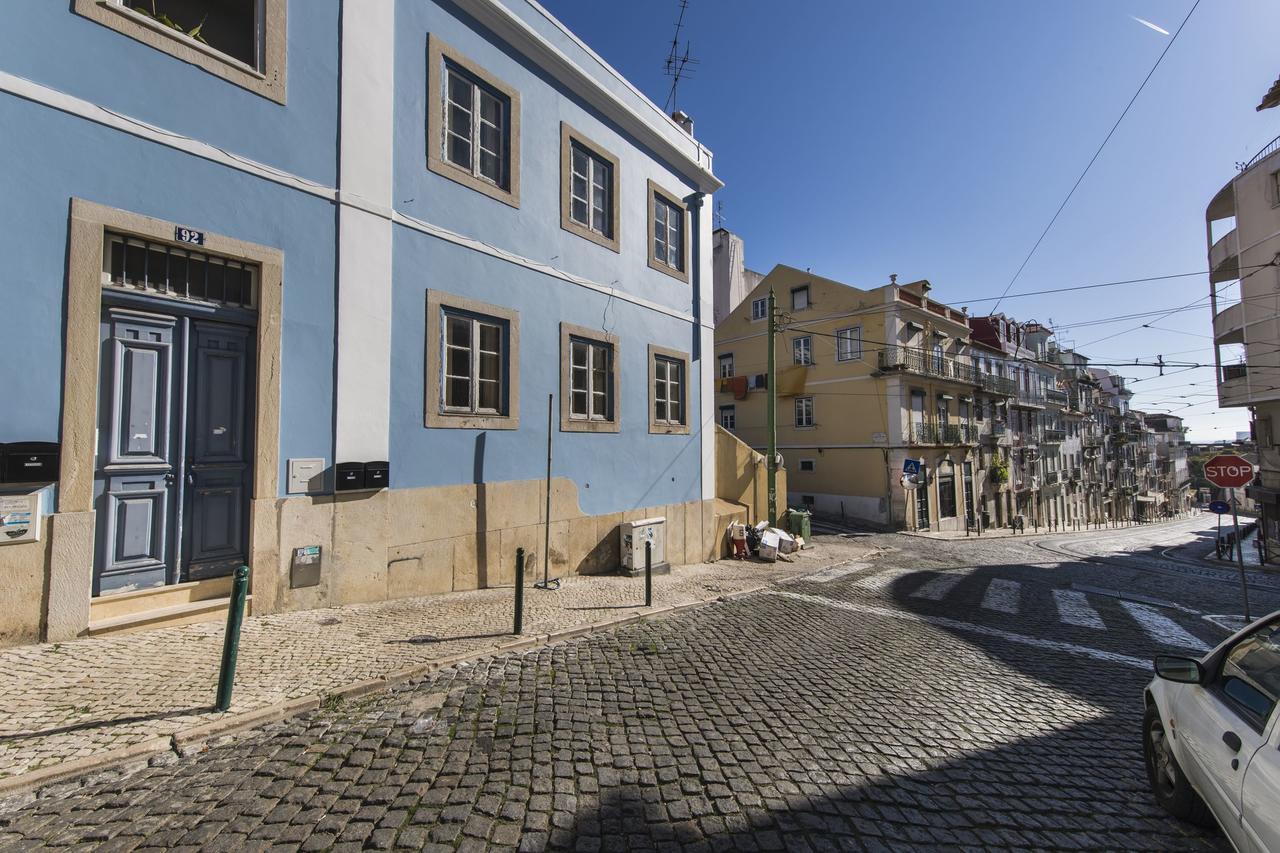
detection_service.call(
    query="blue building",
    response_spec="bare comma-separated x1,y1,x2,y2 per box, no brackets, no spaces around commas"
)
0,0,723,646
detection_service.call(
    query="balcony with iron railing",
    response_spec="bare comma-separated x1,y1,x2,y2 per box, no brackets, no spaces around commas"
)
907,422,976,446
979,374,1018,396
879,346,978,384
1043,470,1060,486
1045,389,1069,406
1042,428,1066,444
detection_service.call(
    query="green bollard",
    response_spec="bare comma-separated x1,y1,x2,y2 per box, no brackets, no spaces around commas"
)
215,565,250,712
514,548,525,635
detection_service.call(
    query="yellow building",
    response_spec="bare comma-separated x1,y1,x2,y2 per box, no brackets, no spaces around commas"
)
714,267,986,532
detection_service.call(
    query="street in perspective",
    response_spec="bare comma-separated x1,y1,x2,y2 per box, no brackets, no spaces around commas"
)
2,1,1280,851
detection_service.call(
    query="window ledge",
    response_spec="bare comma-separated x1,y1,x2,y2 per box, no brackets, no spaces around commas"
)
78,0,286,104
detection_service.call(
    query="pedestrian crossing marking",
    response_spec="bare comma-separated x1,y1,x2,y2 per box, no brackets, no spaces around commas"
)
804,562,871,583
1053,590,1105,629
910,574,963,601
768,590,1151,670
981,579,1020,614
854,568,914,593
1120,602,1211,652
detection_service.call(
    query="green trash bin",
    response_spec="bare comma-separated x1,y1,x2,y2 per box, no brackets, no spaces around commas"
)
785,508,812,542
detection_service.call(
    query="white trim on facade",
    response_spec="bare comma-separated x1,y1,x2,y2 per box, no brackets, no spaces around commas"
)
335,0,396,462
0,70,711,330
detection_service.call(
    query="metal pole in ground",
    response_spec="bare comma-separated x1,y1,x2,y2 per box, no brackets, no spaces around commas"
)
215,565,250,713
645,540,653,608
1230,490,1252,622
514,548,525,634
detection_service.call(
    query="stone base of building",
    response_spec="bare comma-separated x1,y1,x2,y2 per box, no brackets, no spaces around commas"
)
0,480,741,649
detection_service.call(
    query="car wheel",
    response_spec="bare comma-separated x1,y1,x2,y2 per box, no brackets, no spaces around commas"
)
1143,705,1214,827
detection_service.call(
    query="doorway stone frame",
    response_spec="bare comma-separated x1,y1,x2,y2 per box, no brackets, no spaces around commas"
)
49,198,283,640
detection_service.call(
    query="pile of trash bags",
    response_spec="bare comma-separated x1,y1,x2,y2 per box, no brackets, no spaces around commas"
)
728,520,805,562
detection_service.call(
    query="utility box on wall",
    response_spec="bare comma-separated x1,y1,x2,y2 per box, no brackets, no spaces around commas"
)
0,492,41,545
619,517,670,577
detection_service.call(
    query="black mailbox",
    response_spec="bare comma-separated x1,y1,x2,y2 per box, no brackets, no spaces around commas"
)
335,462,366,491
364,461,389,490
3,442,60,483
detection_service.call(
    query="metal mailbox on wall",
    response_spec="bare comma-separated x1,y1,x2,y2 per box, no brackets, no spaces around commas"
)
0,492,41,545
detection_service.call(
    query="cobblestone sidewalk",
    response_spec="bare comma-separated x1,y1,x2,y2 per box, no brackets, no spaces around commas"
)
901,513,1198,541
0,540,879,802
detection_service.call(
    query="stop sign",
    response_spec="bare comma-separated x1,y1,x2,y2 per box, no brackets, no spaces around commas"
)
1203,454,1254,489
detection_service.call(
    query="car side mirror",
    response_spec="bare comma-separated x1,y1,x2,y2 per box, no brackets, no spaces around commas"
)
1154,655,1205,684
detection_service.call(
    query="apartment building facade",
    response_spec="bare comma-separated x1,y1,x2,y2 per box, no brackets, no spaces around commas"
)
715,269,986,532
0,0,723,647
1207,80,1280,560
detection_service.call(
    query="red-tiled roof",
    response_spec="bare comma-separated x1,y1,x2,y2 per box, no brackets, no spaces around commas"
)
1259,75,1280,111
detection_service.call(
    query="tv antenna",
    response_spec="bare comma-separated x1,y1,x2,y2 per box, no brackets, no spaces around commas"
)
663,0,698,112
714,200,726,230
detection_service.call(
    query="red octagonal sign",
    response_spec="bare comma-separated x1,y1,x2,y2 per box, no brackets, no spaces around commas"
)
1204,454,1254,489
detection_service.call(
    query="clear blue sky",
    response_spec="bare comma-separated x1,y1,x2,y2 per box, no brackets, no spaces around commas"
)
542,0,1280,441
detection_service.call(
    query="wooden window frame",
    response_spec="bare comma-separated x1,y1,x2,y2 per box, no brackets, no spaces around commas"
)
795,395,815,428
559,322,619,433
646,180,690,283
427,35,521,208
719,405,736,430
75,0,286,103
718,353,735,378
836,326,862,362
425,290,519,430
648,344,690,434
751,297,767,322
560,124,620,252
791,285,810,311
793,336,812,366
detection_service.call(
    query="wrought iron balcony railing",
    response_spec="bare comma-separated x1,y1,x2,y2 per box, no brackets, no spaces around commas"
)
879,346,978,384
1045,389,1069,406
1042,429,1067,444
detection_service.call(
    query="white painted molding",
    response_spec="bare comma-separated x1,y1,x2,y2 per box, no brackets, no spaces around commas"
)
454,0,721,193
0,69,711,328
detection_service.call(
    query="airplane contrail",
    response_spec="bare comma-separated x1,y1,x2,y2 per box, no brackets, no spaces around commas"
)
1130,15,1171,36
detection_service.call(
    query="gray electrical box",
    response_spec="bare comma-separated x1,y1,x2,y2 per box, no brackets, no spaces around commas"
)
287,458,326,495
290,545,322,588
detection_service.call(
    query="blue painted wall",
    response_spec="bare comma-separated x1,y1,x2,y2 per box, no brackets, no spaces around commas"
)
0,0,340,186
0,95,337,492
389,0,711,515
390,230,704,515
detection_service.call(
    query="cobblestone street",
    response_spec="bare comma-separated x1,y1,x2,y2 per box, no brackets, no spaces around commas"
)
1,515,1270,850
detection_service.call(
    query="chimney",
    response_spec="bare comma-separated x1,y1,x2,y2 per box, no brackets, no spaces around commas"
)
671,110,694,135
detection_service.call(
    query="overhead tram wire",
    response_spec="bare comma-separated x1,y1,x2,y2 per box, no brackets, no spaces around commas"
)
988,0,1202,314
955,262,1276,304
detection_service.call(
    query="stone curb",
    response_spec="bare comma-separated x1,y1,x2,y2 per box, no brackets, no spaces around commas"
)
898,517,1192,542
0,582,798,806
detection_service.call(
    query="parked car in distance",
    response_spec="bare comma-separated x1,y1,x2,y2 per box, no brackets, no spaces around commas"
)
1143,611,1280,852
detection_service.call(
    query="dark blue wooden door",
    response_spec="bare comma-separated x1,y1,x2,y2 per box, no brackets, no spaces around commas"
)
95,307,253,595
184,321,252,581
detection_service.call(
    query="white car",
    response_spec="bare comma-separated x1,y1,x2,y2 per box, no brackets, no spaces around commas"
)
1144,611,1280,852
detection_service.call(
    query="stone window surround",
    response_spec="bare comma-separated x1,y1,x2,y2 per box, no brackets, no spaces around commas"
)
74,0,287,103
646,179,690,283
425,289,520,430
559,322,619,433
55,198,283,637
648,343,690,435
559,123,620,253
427,34,522,209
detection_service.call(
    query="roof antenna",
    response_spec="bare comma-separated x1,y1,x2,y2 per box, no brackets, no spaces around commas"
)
662,0,698,113
713,200,726,230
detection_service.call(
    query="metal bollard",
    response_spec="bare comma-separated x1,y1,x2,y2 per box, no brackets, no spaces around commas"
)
645,540,653,608
215,565,250,712
514,548,525,635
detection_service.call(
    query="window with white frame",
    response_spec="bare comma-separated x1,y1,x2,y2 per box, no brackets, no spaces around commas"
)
795,396,815,427
793,336,812,365
653,355,685,427
836,327,861,361
751,297,767,321
445,64,510,189
799,458,816,472
569,338,613,422
718,353,734,378
791,286,809,311
569,140,612,237
444,311,506,415
649,183,686,277
719,405,736,430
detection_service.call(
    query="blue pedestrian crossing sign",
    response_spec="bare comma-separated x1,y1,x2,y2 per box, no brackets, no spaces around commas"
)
903,459,922,476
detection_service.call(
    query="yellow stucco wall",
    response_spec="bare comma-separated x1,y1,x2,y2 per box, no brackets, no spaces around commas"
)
714,425,785,524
